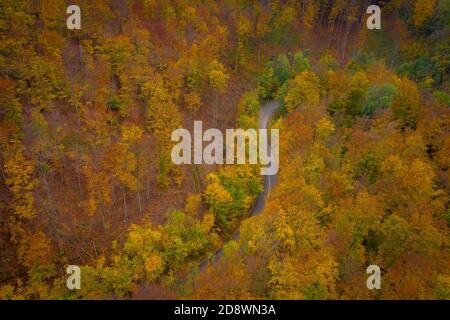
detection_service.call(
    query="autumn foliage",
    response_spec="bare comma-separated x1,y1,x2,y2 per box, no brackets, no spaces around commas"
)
0,0,449,300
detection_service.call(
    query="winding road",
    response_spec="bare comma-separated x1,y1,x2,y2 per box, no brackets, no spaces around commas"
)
251,100,279,215
199,100,280,270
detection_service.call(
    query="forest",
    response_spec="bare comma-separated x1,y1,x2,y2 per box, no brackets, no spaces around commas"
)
0,0,449,300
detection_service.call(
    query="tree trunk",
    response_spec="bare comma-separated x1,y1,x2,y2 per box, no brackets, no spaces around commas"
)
122,186,128,222
258,40,261,66
340,20,352,62
146,167,150,201
213,93,218,127
111,181,116,203
76,165,83,200
41,172,52,202
137,181,142,215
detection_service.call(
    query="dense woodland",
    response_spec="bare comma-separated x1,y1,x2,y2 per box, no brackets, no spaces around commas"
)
0,0,449,299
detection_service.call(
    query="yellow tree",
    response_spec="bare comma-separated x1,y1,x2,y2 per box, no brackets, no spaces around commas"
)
284,71,321,113
208,60,229,126
391,78,421,128
302,0,317,31
235,16,251,71
4,142,38,219
106,124,143,221
412,0,437,27
143,75,183,188
82,159,112,217
254,5,271,65
183,91,202,114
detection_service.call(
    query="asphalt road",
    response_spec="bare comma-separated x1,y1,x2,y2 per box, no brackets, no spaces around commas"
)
251,100,279,216
199,100,280,270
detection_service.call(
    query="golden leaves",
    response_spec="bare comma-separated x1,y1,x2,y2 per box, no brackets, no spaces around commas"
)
4,145,38,219
391,77,421,128
17,232,53,269
208,60,229,93
183,91,202,114
316,117,336,140
144,254,165,282
413,0,438,27
204,180,233,205
284,71,321,112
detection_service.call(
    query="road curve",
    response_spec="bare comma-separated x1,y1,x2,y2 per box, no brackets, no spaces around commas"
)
199,100,280,270
251,100,279,216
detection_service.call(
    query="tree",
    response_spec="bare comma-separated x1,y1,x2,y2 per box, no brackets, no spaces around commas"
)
20,56,68,110
82,160,112,217
192,242,253,299
254,5,271,65
362,84,397,117
326,70,369,125
4,142,38,219
183,91,202,114
315,117,335,141
236,16,252,71
185,194,202,217
142,74,183,188
412,0,438,27
238,91,260,117
391,78,421,128
106,124,143,221
271,5,297,48
204,166,262,233
284,71,321,112
208,60,229,126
